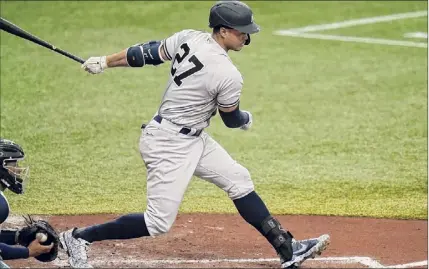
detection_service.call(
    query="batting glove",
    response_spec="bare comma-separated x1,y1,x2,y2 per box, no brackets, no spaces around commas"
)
240,110,253,131
81,56,107,74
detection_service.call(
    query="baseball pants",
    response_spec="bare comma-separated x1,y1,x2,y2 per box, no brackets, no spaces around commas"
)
139,119,254,236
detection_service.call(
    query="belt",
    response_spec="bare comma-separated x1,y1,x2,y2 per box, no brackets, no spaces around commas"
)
142,115,202,137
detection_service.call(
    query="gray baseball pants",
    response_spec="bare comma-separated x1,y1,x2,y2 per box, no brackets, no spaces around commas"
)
139,118,254,236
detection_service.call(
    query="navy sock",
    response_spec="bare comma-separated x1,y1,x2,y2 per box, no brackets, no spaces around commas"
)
73,213,150,243
233,191,271,234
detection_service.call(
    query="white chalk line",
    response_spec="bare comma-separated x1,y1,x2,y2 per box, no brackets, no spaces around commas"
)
387,260,428,268
274,10,428,48
53,256,428,268
275,31,428,48
404,32,428,39
283,11,428,33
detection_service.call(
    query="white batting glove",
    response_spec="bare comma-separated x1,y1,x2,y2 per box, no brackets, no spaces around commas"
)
81,56,107,74
240,110,253,131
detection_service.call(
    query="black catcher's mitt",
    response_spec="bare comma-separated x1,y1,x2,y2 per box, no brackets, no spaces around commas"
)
16,215,59,262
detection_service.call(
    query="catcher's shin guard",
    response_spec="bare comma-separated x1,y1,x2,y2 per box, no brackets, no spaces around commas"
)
261,216,294,262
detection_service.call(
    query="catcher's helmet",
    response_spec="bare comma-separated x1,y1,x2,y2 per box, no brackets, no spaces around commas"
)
209,1,260,45
0,138,28,194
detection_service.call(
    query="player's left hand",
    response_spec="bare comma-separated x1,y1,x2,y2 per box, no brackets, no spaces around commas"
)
240,110,253,131
81,56,107,74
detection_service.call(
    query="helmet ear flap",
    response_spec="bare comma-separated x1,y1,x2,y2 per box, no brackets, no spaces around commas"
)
244,34,250,45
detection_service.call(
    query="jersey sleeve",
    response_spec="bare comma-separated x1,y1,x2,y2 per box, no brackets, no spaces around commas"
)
0,243,29,260
216,70,243,109
161,29,196,61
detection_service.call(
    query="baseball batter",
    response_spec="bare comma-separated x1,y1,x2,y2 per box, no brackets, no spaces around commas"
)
60,1,330,268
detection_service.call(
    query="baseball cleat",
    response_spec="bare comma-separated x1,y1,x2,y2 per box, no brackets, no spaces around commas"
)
59,228,93,268
281,234,330,268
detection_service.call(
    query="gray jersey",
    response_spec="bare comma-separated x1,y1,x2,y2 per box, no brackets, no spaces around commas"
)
158,29,243,129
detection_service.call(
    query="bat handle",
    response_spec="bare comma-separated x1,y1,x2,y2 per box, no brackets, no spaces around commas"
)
53,47,85,64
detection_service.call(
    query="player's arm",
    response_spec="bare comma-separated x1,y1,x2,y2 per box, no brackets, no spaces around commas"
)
217,74,252,130
218,104,252,129
82,41,170,74
0,242,29,260
105,42,171,67
81,30,193,74
0,240,53,260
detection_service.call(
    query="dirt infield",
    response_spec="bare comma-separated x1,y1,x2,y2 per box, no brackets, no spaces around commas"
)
5,214,428,268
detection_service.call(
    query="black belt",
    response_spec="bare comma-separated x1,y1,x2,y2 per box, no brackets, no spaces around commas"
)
141,115,202,137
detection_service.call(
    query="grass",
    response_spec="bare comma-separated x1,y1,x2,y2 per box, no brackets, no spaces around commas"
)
0,1,427,219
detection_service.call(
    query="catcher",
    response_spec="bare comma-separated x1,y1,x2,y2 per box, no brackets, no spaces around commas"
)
0,138,59,268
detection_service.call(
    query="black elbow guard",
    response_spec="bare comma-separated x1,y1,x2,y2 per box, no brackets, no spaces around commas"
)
127,46,145,67
126,41,164,67
219,106,250,128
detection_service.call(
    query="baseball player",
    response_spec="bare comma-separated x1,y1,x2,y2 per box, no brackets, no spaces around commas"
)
0,139,54,268
60,1,330,268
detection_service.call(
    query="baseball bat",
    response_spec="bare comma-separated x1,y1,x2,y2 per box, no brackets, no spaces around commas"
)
0,17,85,64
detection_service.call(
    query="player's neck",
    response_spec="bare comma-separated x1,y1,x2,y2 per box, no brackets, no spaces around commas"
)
212,33,229,53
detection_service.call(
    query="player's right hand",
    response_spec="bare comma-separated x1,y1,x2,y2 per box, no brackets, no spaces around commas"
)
28,238,53,257
82,56,107,74
240,110,253,131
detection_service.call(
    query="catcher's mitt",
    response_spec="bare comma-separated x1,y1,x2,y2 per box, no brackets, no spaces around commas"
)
16,215,59,262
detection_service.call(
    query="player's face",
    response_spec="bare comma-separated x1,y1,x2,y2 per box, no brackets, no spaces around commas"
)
3,160,29,181
225,29,248,51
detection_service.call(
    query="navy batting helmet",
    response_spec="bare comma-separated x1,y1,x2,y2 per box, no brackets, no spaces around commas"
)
209,1,260,45
0,138,29,194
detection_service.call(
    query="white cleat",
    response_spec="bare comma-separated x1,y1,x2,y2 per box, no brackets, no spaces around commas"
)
59,228,93,268
281,234,330,268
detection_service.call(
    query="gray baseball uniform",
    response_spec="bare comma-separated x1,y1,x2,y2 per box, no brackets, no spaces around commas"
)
140,29,254,236
60,3,329,267
158,29,243,129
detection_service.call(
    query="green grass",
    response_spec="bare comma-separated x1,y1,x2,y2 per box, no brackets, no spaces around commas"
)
0,1,427,219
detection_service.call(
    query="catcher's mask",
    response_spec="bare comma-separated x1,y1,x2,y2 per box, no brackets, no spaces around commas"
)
0,138,29,194
209,1,260,45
